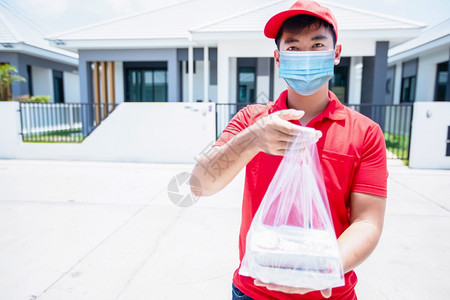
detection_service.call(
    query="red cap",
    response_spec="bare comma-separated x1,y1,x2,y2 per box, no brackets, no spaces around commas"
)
264,0,338,41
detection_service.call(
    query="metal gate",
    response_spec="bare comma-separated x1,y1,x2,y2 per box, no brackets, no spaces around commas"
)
216,102,413,160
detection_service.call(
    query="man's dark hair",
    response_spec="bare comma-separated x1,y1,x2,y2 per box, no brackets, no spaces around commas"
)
275,15,336,49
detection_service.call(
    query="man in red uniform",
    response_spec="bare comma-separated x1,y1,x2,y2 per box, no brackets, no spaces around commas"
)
192,1,388,299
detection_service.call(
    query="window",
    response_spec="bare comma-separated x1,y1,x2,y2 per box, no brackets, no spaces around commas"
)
238,67,255,103
27,65,33,96
447,126,450,156
126,68,168,102
330,66,349,104
400,59,418,103
53,70,64,103
400,76,416,103
435,61,448,101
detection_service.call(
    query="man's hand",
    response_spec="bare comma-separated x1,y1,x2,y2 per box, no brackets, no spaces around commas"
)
254,279,332,298
191,109,320,197
248,109,306,156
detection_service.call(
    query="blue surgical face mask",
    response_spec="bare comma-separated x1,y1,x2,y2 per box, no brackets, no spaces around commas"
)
278,50,335,96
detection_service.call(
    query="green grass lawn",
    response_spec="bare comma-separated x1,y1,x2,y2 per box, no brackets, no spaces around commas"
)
23,129,85,143
384,132,410,164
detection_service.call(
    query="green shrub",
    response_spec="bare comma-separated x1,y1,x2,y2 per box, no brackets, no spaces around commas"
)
16,95,50,103
29,96,50,103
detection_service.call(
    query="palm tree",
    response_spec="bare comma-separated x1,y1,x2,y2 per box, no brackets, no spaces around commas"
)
0,64,26,101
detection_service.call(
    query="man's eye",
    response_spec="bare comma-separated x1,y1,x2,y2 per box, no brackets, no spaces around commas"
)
312,43,324,48
286,46,297,51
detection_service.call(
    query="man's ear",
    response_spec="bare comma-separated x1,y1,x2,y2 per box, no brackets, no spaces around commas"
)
334,44,342,65
274,50,280,68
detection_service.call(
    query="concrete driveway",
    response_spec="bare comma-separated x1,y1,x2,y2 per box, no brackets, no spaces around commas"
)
0,159,449,300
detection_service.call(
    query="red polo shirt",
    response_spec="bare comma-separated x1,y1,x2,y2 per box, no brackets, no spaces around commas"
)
214,90,388,300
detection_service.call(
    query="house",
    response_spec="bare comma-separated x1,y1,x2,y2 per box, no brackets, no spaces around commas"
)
0,2,79,103
46,0,425,110
387,18,450,103
385,18,450,168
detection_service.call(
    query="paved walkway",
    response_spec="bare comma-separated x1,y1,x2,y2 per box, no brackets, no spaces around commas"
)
0,159,449,300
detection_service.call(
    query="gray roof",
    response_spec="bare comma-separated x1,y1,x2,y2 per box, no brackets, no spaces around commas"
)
49,0,425,48
48,0,265,41
0,2,77,62
192,0,425,33
389,18,450,60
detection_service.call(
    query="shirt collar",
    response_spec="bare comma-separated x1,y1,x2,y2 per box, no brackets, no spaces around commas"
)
271,90,346,122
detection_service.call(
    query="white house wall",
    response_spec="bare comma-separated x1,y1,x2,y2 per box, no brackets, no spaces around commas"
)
338,38,377,57
209,85,217,103
63,71,80,103
31,66,53,101
182,61,214,102
218,39,276,103
410,101,450,169
228,57,237,104
114,61,125,104
416,49,450,102
256,75,270,103
392,62,403,104
348,57,362,105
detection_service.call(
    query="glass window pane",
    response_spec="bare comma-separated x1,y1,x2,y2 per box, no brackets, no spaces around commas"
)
154,70,166,84
239,72,255,83
154,70,167,101
410,77,416,102
144,71,153,84
238,67,255,103
142,71,153,101
435,62,448,101
128,70,140,102
438,71,448,84
127,68,167,102
330,66,348,103
401,76,416,103
154,85,166,101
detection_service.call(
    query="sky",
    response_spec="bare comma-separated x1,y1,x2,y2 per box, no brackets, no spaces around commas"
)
2,0,449,34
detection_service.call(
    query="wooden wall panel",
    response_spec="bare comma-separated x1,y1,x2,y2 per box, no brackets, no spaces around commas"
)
108,61,115,112
92,62,100,124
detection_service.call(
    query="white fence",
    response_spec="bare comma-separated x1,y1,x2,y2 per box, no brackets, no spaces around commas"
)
20,103,83,137
0,102,216,164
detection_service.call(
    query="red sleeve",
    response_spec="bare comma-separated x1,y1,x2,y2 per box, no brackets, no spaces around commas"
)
351,124,388,198
214,104,270,147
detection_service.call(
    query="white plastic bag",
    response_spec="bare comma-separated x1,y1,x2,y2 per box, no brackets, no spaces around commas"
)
239,126,344,290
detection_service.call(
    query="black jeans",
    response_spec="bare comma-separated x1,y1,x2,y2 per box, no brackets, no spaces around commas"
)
232,284,255,300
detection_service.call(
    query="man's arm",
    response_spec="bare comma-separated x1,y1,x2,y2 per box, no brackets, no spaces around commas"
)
191,109,306,196
338,192,386,273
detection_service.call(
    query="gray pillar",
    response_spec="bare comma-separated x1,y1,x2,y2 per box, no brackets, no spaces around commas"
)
78,55,90,105
16,61,29,97
373,41,389,105
360,41,389,129
361,41,389,104
361,56,374,105
78,55,93,136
